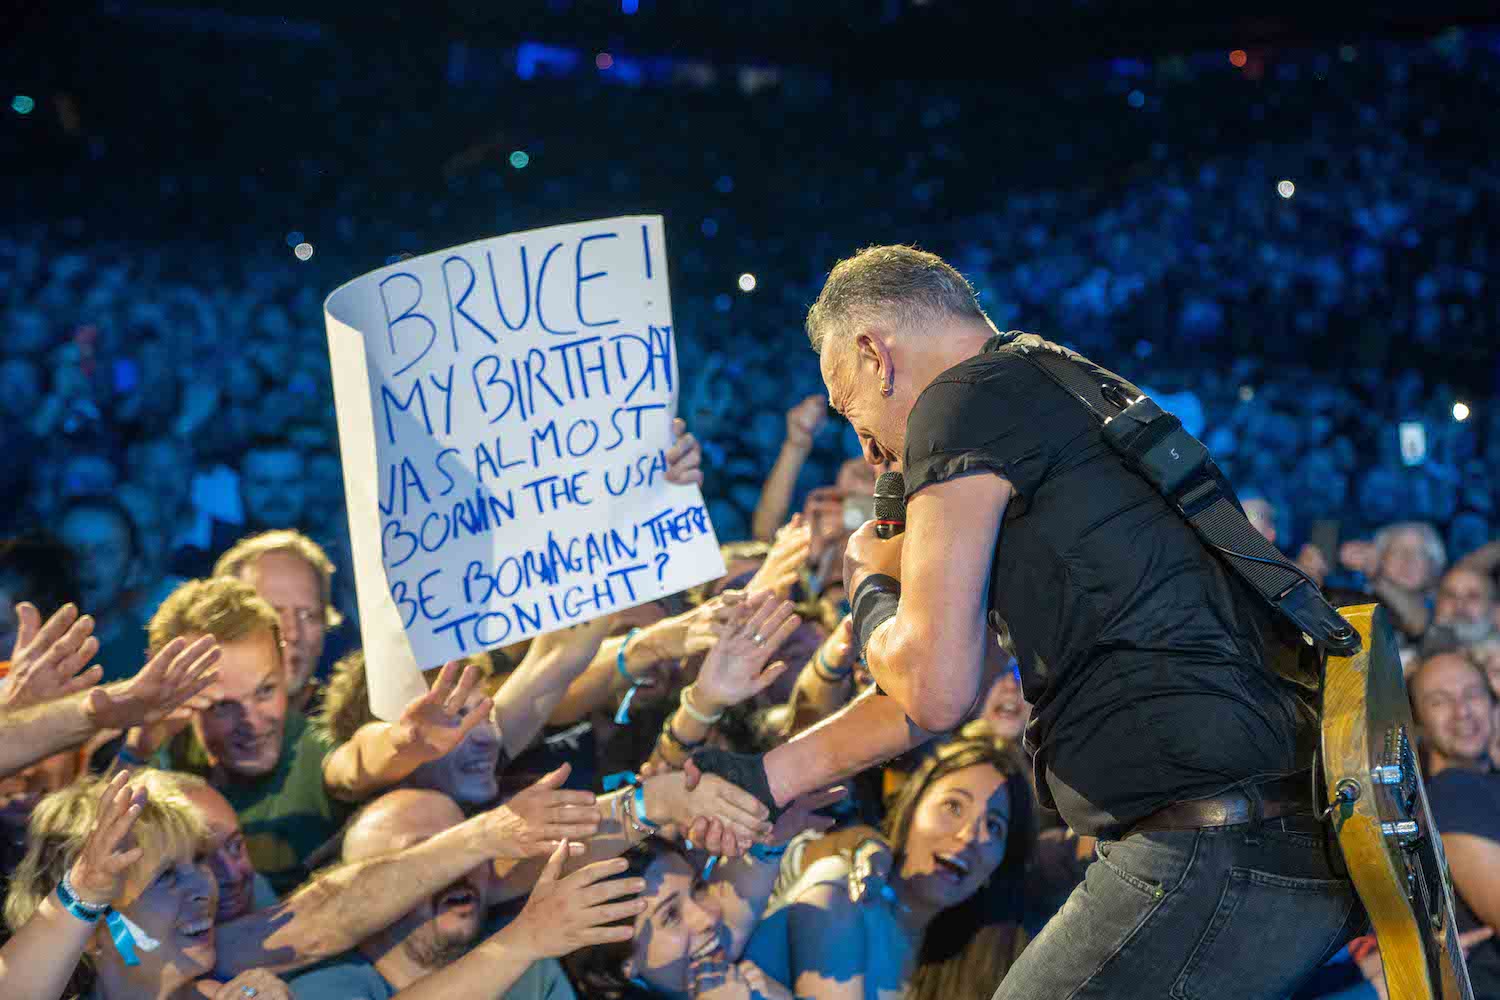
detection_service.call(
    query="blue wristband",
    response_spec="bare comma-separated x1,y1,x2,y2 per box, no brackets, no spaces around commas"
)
116,746,145,767
601,771,658,831
56,880,107,923
614,628,644,725
749,842,788,863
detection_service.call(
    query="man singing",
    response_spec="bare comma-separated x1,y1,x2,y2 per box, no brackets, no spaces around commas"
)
691,245,1361,998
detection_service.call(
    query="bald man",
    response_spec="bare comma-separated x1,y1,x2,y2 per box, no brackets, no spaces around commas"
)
1413,653,1500,995
288,788,575,1000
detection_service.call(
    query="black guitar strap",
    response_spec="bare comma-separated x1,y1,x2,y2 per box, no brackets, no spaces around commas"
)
985,332,1361,657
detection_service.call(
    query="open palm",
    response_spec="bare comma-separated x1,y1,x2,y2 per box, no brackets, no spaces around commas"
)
395,660,493,763
693,593,802,712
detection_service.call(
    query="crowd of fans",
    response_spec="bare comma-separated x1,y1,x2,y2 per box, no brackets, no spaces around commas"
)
2,16,1499,1000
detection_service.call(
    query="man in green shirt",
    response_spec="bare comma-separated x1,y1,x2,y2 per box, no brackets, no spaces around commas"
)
151,576,345,893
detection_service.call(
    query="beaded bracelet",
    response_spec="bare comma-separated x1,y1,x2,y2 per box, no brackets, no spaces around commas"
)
678,684,723,725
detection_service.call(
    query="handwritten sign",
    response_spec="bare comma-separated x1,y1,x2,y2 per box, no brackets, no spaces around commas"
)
325,216,724,719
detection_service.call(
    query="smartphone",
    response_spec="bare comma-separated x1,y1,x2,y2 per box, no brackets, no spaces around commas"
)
842,493,875,531
1309,519,1340,565
1399,421,1426,466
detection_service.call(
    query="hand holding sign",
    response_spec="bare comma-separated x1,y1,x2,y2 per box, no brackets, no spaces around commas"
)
326,217,726,719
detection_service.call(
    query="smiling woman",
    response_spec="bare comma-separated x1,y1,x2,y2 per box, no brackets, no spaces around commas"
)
743,738,1035,1000
3,771,221,1000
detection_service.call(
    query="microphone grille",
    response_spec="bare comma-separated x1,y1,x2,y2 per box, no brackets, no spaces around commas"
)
873,471,906,522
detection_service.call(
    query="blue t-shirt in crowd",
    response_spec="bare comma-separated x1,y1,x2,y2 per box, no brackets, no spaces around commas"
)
1426,767,1500,999
288,950,576,1000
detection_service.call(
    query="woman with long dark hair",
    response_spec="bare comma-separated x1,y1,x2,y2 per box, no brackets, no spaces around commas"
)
743,738,1034,1000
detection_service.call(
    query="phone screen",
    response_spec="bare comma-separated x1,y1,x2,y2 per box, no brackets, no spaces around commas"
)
1310,519,1340,563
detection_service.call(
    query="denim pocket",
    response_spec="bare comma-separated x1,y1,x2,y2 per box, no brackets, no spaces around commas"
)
1171,868,1355,1000
1095,840,1168,901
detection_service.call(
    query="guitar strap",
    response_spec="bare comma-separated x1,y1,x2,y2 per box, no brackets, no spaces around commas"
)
985,332,1361,658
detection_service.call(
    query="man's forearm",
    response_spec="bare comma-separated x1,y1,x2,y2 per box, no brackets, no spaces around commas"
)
763,687,933,807
0,693,96,778
388,926,537,1000
321,723,428,802
751,440,812,541
493,640,598,759
215,813,498,975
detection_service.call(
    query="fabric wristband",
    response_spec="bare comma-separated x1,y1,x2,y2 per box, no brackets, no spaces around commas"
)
56,876,107,923
851,573,901,656
614,628,645,724
749,841,788,863
689,747,784,821
813,646,853,683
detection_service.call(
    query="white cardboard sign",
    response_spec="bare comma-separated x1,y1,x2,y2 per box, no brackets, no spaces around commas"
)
325,216,724,719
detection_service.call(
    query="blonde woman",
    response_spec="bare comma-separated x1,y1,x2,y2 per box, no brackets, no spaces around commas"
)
3,770,290,999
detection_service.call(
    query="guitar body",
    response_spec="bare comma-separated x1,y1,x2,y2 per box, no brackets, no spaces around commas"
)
1321,604,1474,1000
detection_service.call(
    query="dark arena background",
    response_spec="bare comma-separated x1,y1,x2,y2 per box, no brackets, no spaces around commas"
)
2,2,1500,999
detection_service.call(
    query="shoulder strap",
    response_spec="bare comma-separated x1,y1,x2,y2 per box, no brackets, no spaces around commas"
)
994,334,1359,656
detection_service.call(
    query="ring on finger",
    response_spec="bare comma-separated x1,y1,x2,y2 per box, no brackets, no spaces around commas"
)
751,633,764,645
241,987,259,998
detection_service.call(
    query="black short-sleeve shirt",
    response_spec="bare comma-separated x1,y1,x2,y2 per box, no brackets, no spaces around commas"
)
904,339,1302,836
1425,768,1500,997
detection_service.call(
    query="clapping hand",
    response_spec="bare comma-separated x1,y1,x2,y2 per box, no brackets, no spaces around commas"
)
2,603,103,710
483,763,601,859
67,769,146,909
83,636,220,731
692,593,803,713
393,660,494,764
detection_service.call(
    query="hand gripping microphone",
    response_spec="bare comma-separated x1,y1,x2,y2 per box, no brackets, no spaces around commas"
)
873,471,906,539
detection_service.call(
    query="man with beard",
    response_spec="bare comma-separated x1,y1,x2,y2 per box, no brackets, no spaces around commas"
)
288,789,578,1000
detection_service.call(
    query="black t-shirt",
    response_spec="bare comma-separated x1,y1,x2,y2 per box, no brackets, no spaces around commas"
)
1425,768,1500,998
903,339,1303,836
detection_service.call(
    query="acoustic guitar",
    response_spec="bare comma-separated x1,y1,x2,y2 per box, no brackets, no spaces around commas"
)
1321,603,1474,999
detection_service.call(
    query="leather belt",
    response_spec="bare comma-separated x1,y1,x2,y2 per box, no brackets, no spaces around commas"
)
1123,772,1314,839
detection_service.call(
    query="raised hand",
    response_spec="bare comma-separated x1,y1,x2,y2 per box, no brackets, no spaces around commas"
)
664,417,703,486
83,636,220,731
769,786,847,846
1339,539,1377,576
785,394,828,450
747,516,810,599
644,768,771,858
193,969,292,1000
393,660,494,764
67,770,146,908
692,593,803,713
483,763,601,859
633,591,751,665
2,603,102,710
507,842,645,959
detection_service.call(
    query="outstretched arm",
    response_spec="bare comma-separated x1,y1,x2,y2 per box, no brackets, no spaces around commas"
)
759,473,1011,806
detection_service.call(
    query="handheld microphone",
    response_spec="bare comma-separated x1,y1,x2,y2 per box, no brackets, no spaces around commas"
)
873,471,906,539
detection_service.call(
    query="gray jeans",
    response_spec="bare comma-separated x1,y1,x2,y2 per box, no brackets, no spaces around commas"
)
994,816,1365,1000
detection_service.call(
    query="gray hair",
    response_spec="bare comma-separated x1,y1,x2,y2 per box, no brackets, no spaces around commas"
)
805,245,990,353
1373,521,1447,583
